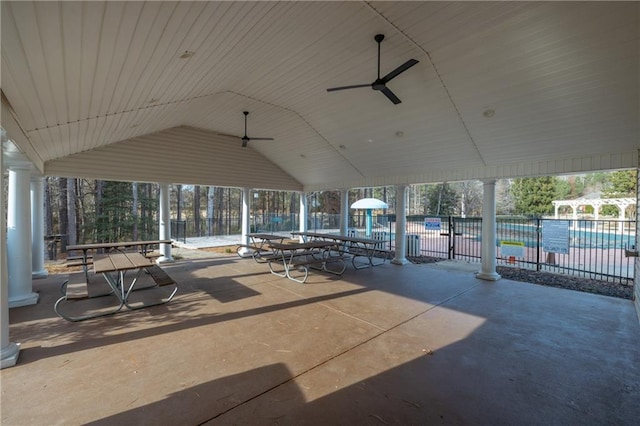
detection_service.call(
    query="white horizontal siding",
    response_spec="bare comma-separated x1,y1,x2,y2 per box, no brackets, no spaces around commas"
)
44,126,302,191
304,150,639,192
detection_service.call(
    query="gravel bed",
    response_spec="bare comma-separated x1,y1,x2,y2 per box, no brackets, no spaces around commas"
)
408,256,634,300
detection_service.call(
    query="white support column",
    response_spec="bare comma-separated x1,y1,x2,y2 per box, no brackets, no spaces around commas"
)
299,192,308,242
392,184,409,265
1,132,21,368
477,179,501,281
157,183,173,263
339,189,349,236
571,206,578,220
31,175,47,279
239,187,252,256
7,168,38,307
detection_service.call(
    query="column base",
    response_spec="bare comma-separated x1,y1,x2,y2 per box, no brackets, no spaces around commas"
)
157,256,174,264
8,292,39,308
1,342,20,369
476,271,502,281
391,257,409,265
32,269,49,279
238,247,253,257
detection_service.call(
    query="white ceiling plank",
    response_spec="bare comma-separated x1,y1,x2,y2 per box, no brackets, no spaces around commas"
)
60,1,84,126
2,1,637,191
4,2,57,130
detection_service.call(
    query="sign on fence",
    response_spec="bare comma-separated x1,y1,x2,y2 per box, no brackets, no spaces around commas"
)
500,241,525,258
542,220,570,254
425,217,442,230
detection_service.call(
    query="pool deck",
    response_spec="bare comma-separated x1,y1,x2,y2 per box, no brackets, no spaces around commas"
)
2,249,639,425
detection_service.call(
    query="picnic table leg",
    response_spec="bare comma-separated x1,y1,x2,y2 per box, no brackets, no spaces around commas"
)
124,267,178,310
267,250,287,278
54,273,124,322
283,252,309,284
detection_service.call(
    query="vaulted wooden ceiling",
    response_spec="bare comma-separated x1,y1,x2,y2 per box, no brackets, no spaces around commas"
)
2,1,638,191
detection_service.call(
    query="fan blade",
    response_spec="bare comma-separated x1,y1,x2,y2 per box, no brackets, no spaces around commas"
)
381,59,419,83
380,86,401,104
248,137,274,141
327,83,371,92
214,132,240,139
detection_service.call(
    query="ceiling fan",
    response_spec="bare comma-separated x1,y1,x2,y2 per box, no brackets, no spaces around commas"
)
235,111,274,147
326,34,419,105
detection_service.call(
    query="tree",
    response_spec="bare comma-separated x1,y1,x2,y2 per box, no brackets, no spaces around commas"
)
511,176,558,216
496,179,515,215
58,177,68,240
555,179,572,200
97,181,133,242
176,184,183,221
193,185,201,236
44,178,54,236
456,181,482,217
132,182,138,240
603,170,636,198
215,187,224,234
67,178,77,246
426,183,459,215
207,186,215,235
95,180,104,242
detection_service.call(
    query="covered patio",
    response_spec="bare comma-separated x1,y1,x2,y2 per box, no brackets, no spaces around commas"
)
3,251,640,424
1,1,639,423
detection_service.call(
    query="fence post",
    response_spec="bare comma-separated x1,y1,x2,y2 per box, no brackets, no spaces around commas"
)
536,218,541,271
449,216,454,259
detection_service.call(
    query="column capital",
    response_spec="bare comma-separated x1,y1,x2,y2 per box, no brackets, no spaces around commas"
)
480,178,497,185
7,165,32,172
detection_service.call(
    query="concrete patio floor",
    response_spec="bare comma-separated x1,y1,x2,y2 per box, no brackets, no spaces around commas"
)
2,251,639,425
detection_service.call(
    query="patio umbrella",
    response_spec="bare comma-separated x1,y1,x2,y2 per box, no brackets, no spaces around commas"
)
351,198,389,237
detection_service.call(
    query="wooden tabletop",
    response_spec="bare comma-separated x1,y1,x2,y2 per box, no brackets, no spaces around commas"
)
268,241,337,251
93,252,153,273
68,240,171,252
293,232,382,245
248,233,287,241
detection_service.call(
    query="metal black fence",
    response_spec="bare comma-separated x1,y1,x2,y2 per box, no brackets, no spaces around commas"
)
171,213,635,284
381,215,635,284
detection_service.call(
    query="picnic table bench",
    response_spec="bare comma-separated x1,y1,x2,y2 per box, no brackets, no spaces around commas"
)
55,240,176,321
266,240,346,283
237,233,289,263
292,231,391,269
66,239,169,268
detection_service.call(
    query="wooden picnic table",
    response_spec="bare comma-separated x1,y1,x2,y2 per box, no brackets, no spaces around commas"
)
67,239,171,270
292,231,389,269
237,233,289,262
67,239,171,255
54,251,178,322
94,252,177,310
266,240,345,283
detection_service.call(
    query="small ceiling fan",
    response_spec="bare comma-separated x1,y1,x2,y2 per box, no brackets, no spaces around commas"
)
236,111,274,147
326,34,419,105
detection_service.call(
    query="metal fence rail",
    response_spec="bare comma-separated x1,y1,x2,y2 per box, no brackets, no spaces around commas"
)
172,213,635,284
401,216,635,284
